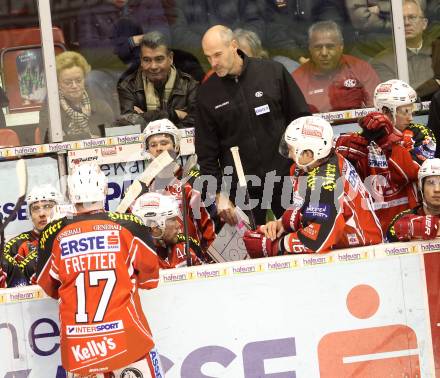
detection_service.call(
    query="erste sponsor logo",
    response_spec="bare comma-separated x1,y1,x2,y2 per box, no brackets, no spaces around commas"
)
60,230,120,258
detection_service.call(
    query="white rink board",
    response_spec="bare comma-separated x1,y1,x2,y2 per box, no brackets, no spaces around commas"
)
0,247,435,377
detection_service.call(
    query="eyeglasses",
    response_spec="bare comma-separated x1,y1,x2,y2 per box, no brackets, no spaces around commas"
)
403,15,426,24
31,203,55,213
60,78,84,87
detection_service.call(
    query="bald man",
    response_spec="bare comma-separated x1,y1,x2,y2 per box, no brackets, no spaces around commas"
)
195,25,309,226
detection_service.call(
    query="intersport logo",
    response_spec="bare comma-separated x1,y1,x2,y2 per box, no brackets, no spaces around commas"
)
66,320,123,336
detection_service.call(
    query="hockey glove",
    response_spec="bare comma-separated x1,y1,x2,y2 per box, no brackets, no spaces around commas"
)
281,206,302,233
393,214,440,241
335,133,369,161
243,229,280,258
360,112,401,150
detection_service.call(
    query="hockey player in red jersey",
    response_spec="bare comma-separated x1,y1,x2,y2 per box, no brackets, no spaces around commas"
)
3,184,62,285
132,192,203,268
336,79,436,231
128,118,215,262
36,163,164,377
387,158,440,241
243,116,383,257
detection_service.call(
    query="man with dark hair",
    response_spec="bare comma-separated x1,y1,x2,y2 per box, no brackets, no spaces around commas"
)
117,31,198,129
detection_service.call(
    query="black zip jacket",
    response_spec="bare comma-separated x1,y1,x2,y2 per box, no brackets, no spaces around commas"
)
195,51,310,193
118,67,198,129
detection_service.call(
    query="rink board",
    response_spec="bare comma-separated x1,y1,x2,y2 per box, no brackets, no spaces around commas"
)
1,241,440,377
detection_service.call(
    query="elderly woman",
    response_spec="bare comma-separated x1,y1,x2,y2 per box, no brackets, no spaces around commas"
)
39,51,115,142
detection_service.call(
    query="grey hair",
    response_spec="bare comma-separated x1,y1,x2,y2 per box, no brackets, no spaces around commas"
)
308,21,344,44
233,28,269,58
140,31,171,52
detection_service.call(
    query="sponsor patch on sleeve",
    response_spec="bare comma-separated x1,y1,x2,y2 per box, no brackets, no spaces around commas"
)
303,204,330,220
344,160,360,190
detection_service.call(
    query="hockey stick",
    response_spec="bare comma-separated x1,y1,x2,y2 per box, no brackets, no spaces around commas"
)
179,154,198,267
116,150,175,213
0,159,28,266
230,146,256,229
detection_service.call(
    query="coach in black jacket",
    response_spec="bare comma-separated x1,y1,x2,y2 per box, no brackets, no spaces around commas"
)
196,25,309,226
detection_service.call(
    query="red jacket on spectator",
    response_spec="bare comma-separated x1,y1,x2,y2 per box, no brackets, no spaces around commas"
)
292,54,380,113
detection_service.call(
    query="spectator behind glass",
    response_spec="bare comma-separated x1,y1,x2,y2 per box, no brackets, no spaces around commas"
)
77,0,170,109
39,51,115,142
371,0,440,97
117,31,198,129
234,27,300,72
292,20,380,113
345,0,393,58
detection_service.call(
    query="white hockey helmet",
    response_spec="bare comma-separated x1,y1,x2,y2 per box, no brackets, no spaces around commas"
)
418,158,440,190
143,119,180,153
373,79,417,120
132,192,179,236
26,184,63,215
280,116,334,169
68,162,107,203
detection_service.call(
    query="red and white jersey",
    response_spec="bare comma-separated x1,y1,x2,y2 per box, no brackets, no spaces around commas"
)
283,153,383,253
356,143,421,232
157,242,204,269
135,173,216,261
354,122,434,231
36,211,159,375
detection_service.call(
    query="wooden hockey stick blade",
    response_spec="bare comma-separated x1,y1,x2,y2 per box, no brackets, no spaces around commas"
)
116,180,142,213
16,159,28,198
137,150,174,186
182,154,198,178
230,146,246,188
116,150,174,213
